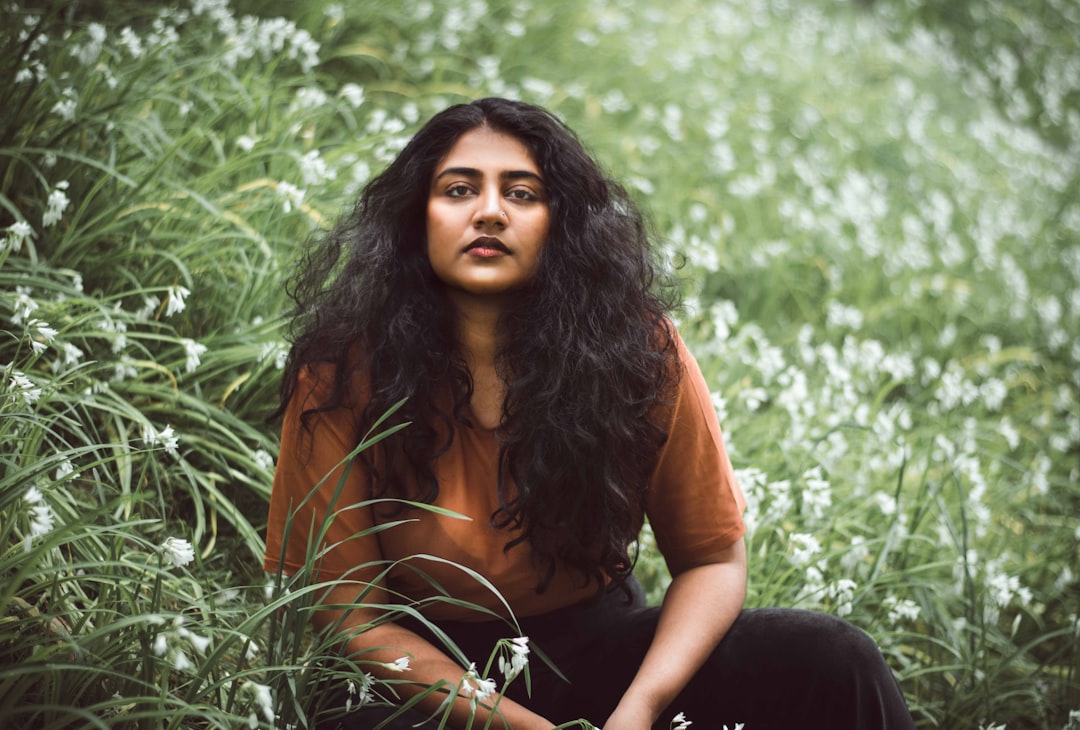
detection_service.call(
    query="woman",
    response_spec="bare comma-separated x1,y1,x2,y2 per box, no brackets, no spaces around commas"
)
264,97,915,729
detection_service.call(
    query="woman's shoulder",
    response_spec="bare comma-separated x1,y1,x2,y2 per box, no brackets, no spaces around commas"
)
293,342,371,411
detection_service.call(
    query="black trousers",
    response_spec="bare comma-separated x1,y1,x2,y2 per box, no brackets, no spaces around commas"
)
339,577,916,729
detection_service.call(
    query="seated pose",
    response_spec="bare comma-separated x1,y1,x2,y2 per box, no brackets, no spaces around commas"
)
263,97,916,730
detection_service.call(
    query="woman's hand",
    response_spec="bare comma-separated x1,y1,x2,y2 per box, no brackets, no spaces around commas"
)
602,694,658,729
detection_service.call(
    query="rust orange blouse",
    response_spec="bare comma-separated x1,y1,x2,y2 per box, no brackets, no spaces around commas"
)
263,331,745,621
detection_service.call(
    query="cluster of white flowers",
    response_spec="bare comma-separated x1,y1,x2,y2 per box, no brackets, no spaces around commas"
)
1,221,34,253
345,672,374,711
26,318,56,352
276,181,304,213
460,662,498,711
883,595,921,626
51,88,78,122
22,485,55,551
160,536,195,567
241,680,275,728
181,338,207,374
96,317,128,354
7,367,42,405
339,82,365,108
42,181,70,227
150,614,211,672
788,532,822,566
827,578,858,617
165,285,190,317
11,287,38,325
383,656,411,672
497,636,530,681
144,423,180,458
297,149,336,187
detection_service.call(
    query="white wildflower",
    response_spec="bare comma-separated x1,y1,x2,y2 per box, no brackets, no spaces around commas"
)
840,535,870,573
345,672,374,712
384,656,410,672
340,83,365,108
9,369,42,405
460,662,497,709
872,491,898,517
70,23,106,65
986,570,1032,609
172,650,194,672
119,27,144,58
43,181,70,227
828,578,858,617
12,288,39,324
276,181,305,213
2,221,33,252
165,285,190,317
740,386,768,412
498,636,530,681
884,595,921,626
136,295,160,320
253,449,275,470
160,537,195,567
144,423,180,457
112,358,138,382
298,149,336,186
802,467,832,522
177,625,211,654
95,318,128,353
243,682,274,724
671,712,692,730
15,61,46,84
51,88,78,121
28,319,57,355
789,532,822,565
980,378,1008,411
23,486,55,548
55,460,75,481
181,338,207,373
236,135,258,152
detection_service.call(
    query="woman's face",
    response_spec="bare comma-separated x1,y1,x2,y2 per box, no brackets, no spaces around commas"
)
426,127,549,301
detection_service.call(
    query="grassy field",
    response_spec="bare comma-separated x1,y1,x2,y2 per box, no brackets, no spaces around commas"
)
1,0,1077,728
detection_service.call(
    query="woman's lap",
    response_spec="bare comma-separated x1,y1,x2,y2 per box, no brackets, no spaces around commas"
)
334,583,915,729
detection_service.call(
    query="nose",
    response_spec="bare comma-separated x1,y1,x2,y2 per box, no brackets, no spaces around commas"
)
473,187,506,229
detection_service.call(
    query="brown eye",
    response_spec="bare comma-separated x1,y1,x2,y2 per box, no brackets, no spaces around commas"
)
507,188,539,202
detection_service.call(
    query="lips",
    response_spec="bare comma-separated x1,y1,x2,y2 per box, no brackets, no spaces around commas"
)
465,236,511,255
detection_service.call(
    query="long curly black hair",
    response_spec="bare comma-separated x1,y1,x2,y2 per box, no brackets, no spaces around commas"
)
280,97,680,593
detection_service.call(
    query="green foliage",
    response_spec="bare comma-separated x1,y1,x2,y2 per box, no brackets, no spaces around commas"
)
1,0,1077,728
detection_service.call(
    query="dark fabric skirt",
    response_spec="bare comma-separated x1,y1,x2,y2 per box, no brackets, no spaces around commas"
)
330,577,915,730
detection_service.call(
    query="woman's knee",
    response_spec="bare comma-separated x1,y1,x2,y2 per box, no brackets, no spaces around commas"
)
721,608,891,679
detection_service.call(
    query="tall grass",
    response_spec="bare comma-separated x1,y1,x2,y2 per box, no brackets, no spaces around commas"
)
1,0,1077,728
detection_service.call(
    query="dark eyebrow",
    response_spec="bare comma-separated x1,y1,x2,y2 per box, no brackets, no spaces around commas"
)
433,167,544,184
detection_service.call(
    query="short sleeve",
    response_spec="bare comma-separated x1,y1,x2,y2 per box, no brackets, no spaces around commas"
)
644,333,746,576
262,364,382,581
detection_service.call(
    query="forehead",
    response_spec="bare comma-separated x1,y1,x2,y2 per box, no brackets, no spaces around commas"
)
434,127,540,174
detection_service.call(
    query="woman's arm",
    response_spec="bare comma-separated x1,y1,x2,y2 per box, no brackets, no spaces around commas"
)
313,580,555,730
602,538,747,729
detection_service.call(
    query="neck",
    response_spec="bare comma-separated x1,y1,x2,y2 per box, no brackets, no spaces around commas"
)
446,290,504,368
